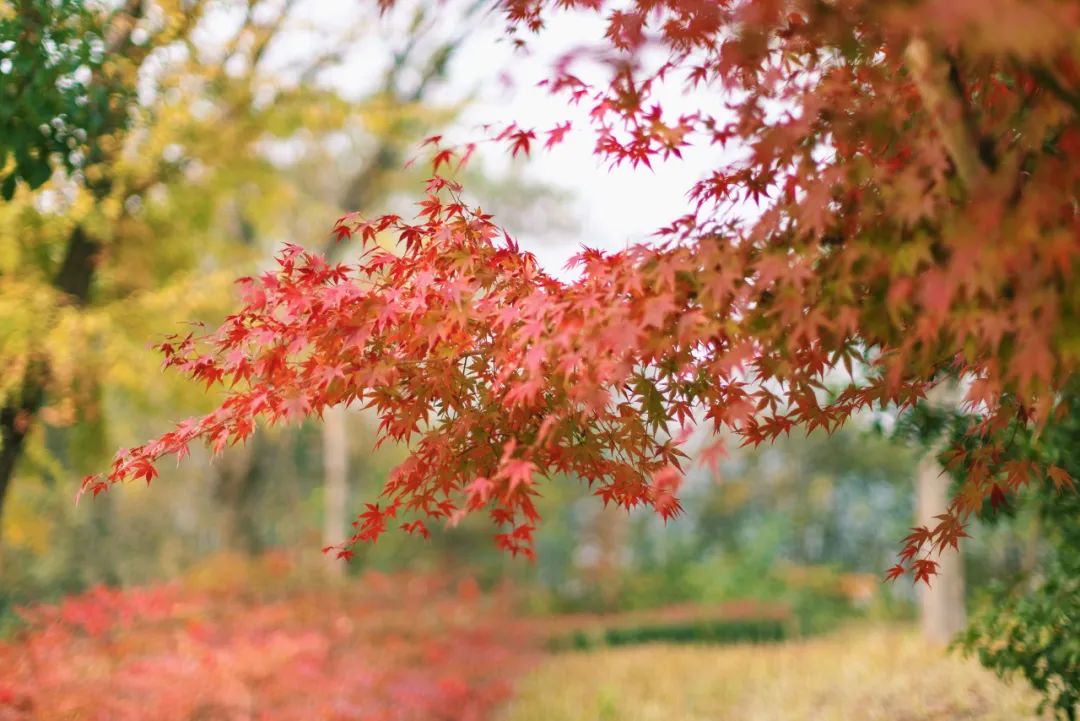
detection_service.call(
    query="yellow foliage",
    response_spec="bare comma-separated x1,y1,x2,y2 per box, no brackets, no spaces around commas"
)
2,479,52,556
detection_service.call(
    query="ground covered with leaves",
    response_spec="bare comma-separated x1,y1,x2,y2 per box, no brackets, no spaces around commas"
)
0,558,537,721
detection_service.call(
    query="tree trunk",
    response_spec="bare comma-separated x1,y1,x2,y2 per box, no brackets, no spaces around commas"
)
0,367,45,549
916,450,967,643
309,25,470,574
0,226,98,549
916,384,967,644
321,404,348,576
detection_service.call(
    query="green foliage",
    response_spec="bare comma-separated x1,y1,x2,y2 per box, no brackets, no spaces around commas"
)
893,382,1079,718
957,396,1080,720
602,618,787,646
960,549,1080,720
0,0,129,198
608,427,917,630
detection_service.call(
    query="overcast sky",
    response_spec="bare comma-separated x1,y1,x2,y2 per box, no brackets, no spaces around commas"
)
280,0,730,276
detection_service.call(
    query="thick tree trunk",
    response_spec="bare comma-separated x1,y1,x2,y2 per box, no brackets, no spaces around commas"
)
321,404,348,576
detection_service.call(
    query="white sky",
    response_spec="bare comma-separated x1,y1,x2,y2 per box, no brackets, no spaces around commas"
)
285,0,729,275
442,14,728,272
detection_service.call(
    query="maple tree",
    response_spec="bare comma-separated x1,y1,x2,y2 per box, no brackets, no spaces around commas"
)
86,0,1080,580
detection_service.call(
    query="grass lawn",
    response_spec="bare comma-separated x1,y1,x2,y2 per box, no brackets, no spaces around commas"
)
501,626,1048,721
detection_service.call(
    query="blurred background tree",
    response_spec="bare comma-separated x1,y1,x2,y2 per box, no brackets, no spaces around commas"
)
0,0,469,598
517,424,921,633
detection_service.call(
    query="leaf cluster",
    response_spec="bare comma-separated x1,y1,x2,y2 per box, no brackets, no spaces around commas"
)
0,0,132,199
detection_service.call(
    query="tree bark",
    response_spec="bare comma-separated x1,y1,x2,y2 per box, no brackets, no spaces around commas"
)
904,37,991,189
313,19,470,572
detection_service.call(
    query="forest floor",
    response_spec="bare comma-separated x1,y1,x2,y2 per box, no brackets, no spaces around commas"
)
500,625,1049,721
1,562,1051,721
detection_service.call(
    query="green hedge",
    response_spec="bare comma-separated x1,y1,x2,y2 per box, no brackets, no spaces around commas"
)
549,617,788,651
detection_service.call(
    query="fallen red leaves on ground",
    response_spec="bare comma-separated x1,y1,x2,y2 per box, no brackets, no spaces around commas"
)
0,563,538,721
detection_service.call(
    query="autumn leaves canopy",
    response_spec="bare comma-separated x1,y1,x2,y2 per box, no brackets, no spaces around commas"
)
85,0,1080,579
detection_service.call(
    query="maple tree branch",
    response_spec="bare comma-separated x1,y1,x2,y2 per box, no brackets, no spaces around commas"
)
904,37,990,189
297,39,358,86
945,54,997,172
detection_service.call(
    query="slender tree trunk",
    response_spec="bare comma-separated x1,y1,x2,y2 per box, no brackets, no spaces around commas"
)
86,488,121,585
79,375,120,584
902,35,992,646
318,118,398,576
311,23,468,573
916,384,967,644
321,404,348,576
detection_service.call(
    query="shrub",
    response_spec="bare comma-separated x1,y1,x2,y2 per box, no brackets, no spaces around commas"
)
546,602,792,651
